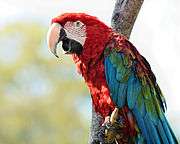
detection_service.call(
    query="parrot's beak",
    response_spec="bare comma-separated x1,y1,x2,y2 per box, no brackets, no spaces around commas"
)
47,23,66,58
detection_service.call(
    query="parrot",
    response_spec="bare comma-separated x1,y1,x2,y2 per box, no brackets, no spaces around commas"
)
47,13,178,144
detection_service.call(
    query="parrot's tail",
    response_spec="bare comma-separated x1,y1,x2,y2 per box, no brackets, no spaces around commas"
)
135,114,178,144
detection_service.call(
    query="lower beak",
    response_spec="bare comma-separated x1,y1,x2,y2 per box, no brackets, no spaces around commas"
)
47,23,65,58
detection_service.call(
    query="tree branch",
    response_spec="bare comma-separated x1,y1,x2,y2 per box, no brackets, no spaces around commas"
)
89,0,144,143
112,0,144,38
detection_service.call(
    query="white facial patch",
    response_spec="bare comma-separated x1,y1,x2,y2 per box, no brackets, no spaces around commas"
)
64,21,87,46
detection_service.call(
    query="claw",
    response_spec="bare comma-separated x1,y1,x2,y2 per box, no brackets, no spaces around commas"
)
110,108,119,124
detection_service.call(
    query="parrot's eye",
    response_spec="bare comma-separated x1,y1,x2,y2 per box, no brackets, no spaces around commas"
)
75,21,84,28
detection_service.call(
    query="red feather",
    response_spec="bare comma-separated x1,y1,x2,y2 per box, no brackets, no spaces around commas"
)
52,13,116,117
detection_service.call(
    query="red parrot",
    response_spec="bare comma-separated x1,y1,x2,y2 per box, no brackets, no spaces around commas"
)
47,13,178,143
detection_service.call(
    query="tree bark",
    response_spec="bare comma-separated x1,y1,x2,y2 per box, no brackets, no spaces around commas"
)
89,0,144,143
111,0,144,38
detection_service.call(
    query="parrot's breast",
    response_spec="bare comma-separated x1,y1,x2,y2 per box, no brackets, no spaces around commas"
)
86,59,115,117
72,54,115,117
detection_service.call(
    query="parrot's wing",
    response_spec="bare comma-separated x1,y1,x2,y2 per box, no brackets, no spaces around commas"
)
104,40,177,144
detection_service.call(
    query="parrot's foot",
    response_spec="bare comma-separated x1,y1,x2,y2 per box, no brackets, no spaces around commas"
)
98,117,128,144
102,116,110,126
98,121,117,144
98,108,129,144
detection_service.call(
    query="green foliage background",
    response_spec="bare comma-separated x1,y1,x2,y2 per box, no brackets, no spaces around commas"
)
0,22,90,144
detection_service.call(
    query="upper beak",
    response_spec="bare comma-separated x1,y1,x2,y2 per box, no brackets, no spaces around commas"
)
47,23,65,58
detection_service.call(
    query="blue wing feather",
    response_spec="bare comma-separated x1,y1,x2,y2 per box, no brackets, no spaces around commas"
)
127,72,141,109
132,107,151,144
105,57,127,107
157,120,169,144
104,50,178,144
144,114,161,144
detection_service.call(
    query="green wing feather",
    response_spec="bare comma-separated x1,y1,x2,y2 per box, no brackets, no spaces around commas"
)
104,39,177,144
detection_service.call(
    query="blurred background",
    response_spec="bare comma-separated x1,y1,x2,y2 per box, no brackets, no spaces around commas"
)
0,0,179,143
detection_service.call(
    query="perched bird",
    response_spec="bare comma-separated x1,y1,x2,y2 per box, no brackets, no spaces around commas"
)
47,13,178,144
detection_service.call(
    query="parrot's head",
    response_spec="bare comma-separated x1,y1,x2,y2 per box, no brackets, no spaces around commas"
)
47,13,112,60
